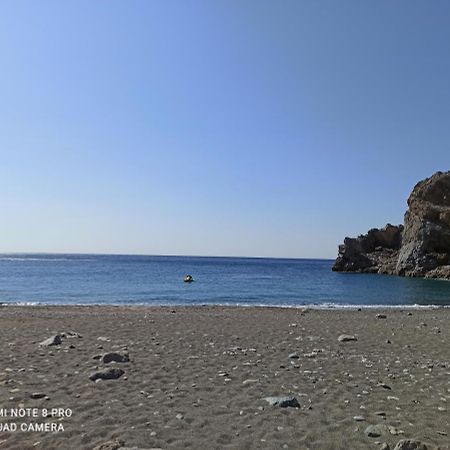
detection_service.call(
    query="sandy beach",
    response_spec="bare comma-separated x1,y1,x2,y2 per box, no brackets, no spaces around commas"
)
0,305,448,450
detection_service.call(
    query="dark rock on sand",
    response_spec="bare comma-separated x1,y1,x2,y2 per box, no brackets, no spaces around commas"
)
334,171,450,279
102,352,130,363
89,368,124,382
263,395,300,408
393,439,440,450
338,334,357,342
39,335,62,346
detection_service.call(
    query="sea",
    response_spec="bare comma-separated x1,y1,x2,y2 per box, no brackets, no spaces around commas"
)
0,254,449,308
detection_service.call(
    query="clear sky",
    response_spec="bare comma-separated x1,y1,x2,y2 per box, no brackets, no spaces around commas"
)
1,1,450,258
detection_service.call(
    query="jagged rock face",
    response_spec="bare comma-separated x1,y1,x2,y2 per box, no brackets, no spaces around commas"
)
333,170,450,279
397,171,450,277
332,224,403,274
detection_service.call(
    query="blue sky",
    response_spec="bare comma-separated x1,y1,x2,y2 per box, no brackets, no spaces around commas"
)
1,1,450,258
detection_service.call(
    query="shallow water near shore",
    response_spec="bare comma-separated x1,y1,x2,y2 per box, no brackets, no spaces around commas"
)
1,254,450,307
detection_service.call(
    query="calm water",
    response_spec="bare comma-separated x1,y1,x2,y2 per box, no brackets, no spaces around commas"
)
0,254,450,307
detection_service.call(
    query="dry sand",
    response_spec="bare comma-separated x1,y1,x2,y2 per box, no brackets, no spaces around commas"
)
0,305,449,450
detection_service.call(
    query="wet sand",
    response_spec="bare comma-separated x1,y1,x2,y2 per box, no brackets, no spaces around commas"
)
0,305,449,450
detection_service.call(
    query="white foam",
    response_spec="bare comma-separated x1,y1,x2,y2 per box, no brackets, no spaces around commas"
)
2,300,449,310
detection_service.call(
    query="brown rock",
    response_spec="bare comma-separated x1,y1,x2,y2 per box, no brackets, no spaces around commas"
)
332,224,403,273
397,171,450,277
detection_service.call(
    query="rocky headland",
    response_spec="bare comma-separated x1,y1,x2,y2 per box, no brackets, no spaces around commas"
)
333,171,450,279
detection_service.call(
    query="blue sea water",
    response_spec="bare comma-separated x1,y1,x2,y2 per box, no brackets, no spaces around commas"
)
0,254,449,308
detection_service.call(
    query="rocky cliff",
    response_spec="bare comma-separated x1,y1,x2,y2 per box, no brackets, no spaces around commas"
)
333,171,450,279
332,224,403,274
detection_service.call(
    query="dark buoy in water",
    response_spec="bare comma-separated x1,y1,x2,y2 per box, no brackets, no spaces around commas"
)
184,274,194,283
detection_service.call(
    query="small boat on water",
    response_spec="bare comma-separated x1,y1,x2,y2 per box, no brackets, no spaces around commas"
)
184,274,194,283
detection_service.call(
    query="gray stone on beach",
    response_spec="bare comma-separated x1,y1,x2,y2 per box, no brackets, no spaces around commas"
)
338,334,357,342
93,440,125,450
388,426,402,435
39,335,62,346
393,440,438,450
365,424,390,437
376,314,387,319
102,352,130,364
89,368,124,382
288,353,299,359
263,396,300,408
353,415,365,421
61,331,82,338
30,393,46,399
119,447,162,450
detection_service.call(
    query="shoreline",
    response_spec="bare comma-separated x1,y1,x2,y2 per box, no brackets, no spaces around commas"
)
0,305,448,449
2,302,450,310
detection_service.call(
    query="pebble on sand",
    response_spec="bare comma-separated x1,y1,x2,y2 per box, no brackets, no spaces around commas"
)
89,368,124,382
393,439,439,450
39,335,62,346
338,334,358,342
263,396,300,408
242,379,259,385
102,352,130,364
365,424,390,438
92,440,125,450
61,331,82,339
30,393,46,399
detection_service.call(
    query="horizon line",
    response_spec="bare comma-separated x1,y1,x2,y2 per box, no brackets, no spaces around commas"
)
0,251,335,261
